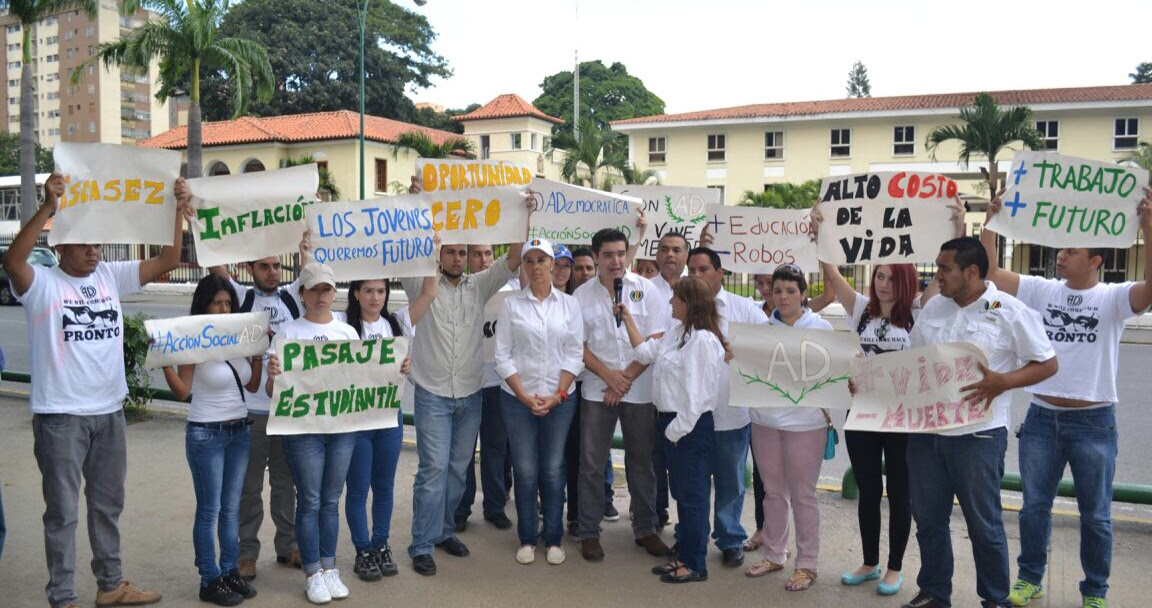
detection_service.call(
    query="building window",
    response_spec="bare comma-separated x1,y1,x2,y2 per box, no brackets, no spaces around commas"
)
46,36,58,45
7,61,20,70
67,124,76,135
707,134,725,162
6,25,20,33
1115,118,1139,150
7,79,16,87
45,54,58,63
830,128,851,157
479,135,490,159
707,185,725,204
1035,120,1058,150
8,97,16,105
530,133,539,150
375,158,388,192
893,126,915,155
45,73,58,82
86,26,95,37
6,43,19,52
88,120,96,133
648,137,667,164
510,133,522,150
9,115,19,123
763,131,784,160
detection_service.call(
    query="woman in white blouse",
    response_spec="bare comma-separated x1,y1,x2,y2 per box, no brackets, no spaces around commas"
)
618,276,726,584
493,238,584,566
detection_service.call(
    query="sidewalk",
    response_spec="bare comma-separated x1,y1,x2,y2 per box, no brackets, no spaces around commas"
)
0,390,1149,607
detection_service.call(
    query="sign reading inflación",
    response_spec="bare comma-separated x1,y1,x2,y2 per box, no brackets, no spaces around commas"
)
986,151,1149,248
416,159,532,244
268,337,409,435
528,179,640,244
727,322,860,410
51,143,181,246
708,206,818,273
307,194,436,280
144,312,269,369
612,185,720,260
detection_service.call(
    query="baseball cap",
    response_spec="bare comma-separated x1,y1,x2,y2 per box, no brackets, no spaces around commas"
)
552,243,574,263
521,237,556,260
299,262,336,289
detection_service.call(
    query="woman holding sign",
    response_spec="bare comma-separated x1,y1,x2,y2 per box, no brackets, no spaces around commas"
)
493,238,584,566
162,275,262,606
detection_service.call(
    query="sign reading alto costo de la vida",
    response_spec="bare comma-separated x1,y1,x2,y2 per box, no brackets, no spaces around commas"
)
611,185,720,260
985,151,1149,248
307,194,436,281
416,159,532,244
51,142,182,246
816,172,957,265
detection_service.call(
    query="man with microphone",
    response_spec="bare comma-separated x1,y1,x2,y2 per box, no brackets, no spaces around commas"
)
573,228,671,561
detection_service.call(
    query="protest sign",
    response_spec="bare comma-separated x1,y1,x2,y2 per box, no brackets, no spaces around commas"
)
611,185,720,260
844,342,990,433
144,312,270,369
50,142,181,246
528,179,641,244
307,195,436,280
816,172,956,265
186,164,319,267
728,322,860,409
708,206,818,273
416,159,532,244
482,290,518,366
268,337,409,435
986,151,1149,248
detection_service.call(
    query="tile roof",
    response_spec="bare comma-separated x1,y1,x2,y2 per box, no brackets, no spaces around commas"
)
611,84,1152,126
139,110,465,149
454,94,564,125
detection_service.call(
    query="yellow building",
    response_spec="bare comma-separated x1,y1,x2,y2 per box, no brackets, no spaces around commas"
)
454,93,569,182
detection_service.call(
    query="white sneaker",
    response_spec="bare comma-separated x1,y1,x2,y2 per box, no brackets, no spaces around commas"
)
305,572,332,604
322,568,350,600
546,545,565,565
516,544,536,564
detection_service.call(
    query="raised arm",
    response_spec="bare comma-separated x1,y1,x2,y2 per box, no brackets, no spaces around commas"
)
3,172,62,297
818,262,854,316
979,191,1020,296
139,177,190,285
504,190,537,273
1128,186,1152,313
624,207,648,269
407,232,442,325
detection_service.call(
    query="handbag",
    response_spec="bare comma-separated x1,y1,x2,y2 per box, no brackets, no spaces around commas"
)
820,408,838,460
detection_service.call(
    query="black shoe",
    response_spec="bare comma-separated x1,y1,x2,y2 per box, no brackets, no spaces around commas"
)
453,514,469,533
603,503,621,522
199,576,244,606
899,591,947,608
485,512,513,529
660,569,708,584
435,536,471,557
567,521,579,537
354,549,383,581
412,553,437,576
374,546,399,577
221,570,256,599
722,547,745,567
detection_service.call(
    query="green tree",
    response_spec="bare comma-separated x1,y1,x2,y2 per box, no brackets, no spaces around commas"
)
4,0,100,225
1131,62,1152,84
0,132,53,176
554,118,627,188
845,60,872,98
284,155,340,200
1123,141,1152,183
739,180,822,209
409,104,481,134
200,0,448,123
925,92,1045,195
391,131,475,159
92,0,274,178
533,60,664,153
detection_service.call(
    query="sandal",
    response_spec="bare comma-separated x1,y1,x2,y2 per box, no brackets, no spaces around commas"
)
745,558,785,578
650,560,683,576
660,565,708,584
786,568,817,592
742,533,764,552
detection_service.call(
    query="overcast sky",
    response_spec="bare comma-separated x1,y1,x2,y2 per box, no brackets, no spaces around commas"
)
408,0,1151,115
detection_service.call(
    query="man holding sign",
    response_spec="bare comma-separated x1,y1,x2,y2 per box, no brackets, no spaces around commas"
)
981,186,1152,608
5,172,189,608
900,237,1056,608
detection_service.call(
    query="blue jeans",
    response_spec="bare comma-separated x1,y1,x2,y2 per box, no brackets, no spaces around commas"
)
500,391,577,546
1017,403,1117,598
668,412,714,574
345,413,404,552
711,424,750,550
456,386,511,520
908,427,1009,607
408,384,482,557
283,433,357,576
185,422,251,587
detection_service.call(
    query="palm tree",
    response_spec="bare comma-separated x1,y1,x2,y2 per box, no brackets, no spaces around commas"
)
740,180,822,209
391,131,475,160
91,0,274,178
7,0,98,225
284,155,340,200
556,118,626,188
1123,141,1152,181
925,92,1045,195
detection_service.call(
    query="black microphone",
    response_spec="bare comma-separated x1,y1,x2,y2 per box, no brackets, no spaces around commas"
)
614,277,624,327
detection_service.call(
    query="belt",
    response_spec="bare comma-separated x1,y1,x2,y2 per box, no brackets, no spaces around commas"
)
188,418,249,430
656,411,677,419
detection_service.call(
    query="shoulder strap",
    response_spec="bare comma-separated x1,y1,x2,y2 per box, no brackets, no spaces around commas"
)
279,289,301,319
855,306,872,336
239,289,255,313
223,361,246,403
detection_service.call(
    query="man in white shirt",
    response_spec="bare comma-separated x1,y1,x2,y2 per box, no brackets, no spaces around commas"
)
574,228,672,561
980,188,1152,608
4,172,187,608
685,247,769,568
901,237,1057,608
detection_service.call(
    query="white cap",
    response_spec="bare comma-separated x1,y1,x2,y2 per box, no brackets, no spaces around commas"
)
521,237,555,260
299,262,336,289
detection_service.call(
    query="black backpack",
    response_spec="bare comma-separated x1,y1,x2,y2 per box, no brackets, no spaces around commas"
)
239,288,300,320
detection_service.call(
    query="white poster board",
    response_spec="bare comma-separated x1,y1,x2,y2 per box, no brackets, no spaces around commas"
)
187,164,319,267
986,151,1148,248
727,322,860,409
268,337,409,435
415,159,532,244
144,312,270,369
528,179,641,244
307,195,436,280
816,172,956,265
708,205,819,273
612,185,720,260
844,342,990,433
51,143,181,245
